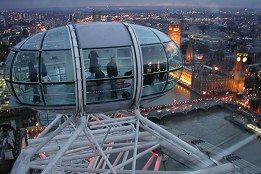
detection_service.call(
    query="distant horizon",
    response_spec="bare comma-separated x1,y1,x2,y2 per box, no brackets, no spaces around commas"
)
0,0,260,10
1,5,261,11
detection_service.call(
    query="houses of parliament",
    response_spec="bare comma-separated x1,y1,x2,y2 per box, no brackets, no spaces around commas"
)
168,22,248,96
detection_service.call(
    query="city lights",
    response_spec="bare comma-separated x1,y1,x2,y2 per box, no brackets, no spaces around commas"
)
0,4,260,174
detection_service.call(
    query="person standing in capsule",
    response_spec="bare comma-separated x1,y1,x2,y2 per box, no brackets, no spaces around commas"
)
107,57,118,98
88,50,99,76
28,62,40,104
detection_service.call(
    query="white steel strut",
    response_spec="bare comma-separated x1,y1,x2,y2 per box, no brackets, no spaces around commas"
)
11,109,236,174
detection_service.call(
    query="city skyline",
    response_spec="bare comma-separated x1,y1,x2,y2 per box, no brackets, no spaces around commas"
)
0,0,261,9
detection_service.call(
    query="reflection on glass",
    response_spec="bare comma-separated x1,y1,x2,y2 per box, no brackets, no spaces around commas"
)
141,45,167,74
164,69,182,91
41,50,74,82
169,69,182,82
13,83,42,105
21,32,45,50
86,78,133,103
42,26,71,50
4,52,15,81
44,84,75,105
163,41,182,70
149,28,171,43
12,52,39,82
131,24,160,45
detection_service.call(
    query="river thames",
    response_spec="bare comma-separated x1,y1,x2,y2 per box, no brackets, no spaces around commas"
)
145,84,261,172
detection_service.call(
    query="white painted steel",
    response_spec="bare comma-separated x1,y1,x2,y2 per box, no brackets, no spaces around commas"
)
123,23,144,109
41,122,86,174
37,114,63,138
68,24,84,115
14,110,237,174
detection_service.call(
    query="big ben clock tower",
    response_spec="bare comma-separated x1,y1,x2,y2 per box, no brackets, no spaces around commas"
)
168,23,181,48
232,48,248,93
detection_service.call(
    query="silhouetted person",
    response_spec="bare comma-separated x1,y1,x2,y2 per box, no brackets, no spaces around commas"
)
28,62,40,104
88,50,99,76
143,63,154,85
95,65,105,100
41,60,48,94
107,57,118,98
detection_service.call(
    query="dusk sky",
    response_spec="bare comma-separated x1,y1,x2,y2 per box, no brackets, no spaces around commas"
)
0,0,261,9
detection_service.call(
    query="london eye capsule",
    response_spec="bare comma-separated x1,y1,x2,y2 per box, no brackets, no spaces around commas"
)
4,22,182,114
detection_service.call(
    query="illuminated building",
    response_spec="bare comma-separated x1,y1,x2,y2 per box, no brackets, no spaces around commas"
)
181,64,232,95
168,23,181,48
92,11,101,22
180,66,192,86
200,74,231,95
185,42,193,63
232,49,248,93
0,67,10,111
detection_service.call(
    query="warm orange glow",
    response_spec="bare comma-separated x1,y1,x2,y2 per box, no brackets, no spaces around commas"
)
179,68,192,86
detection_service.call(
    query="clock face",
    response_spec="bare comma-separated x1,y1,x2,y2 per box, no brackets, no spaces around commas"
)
237,57,241,62
243,57,247,62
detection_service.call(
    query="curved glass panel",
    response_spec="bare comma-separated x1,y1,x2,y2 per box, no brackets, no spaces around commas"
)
83,47,134,103
12,52,39,82
21,32,45,50
41,50,74,82
14,38,28,49
149,28,171,43
76,22,132,48
13,83,42,105
42,26,71,50
141,44,167,96
163,41,182,70
4,51,15,81
131,24,160,45
165,69,182,91
44,83,75,105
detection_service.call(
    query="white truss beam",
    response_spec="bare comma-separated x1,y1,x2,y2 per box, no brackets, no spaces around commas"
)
12,109,237,174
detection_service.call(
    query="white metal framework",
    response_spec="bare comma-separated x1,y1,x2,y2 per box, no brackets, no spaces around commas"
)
8,22,236,173
12,109,236,174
